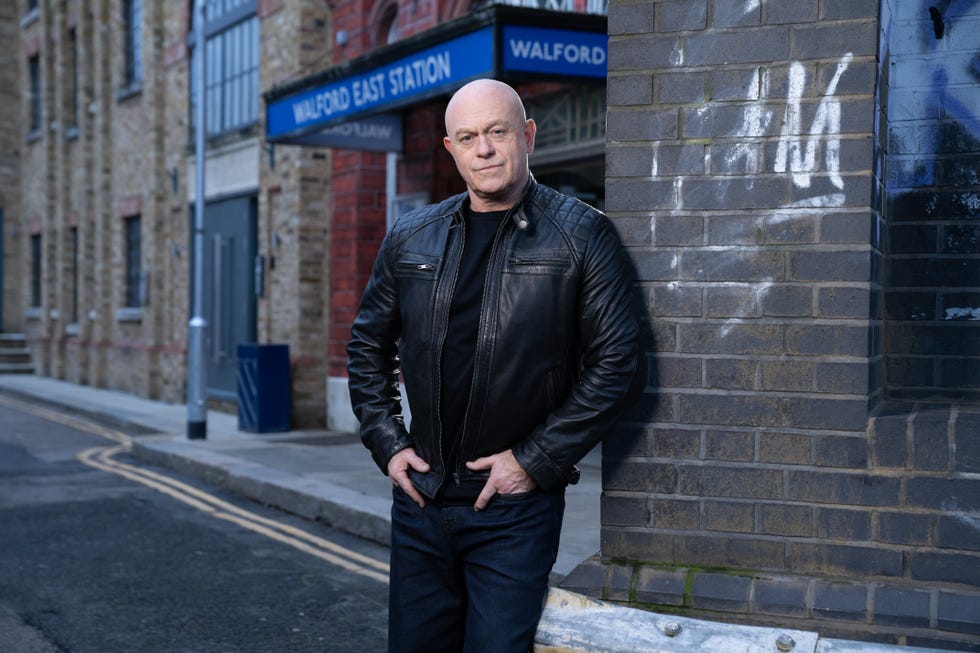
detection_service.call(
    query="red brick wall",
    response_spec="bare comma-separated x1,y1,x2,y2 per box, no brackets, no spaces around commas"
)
328,150,385,377
325,1,462,378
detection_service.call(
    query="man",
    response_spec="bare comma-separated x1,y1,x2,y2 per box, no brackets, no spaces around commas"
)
347,79,639,652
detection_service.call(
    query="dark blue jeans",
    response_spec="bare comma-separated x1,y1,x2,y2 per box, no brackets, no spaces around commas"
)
388,486,565,653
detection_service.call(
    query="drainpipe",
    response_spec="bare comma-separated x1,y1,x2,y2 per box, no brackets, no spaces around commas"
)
0,209,4,331
187,0,208,440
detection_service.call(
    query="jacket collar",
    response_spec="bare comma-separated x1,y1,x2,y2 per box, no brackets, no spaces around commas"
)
453,174,537,231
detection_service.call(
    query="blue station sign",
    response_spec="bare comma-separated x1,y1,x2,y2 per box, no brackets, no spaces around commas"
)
267,28,495,142
502,25,607,78
264,7,607,149
284,113,405,152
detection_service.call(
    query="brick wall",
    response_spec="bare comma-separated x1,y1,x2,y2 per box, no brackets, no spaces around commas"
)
158,1,193,402
259,1,333,427
328,149,387,379
10,0,337,427
0,2,22,333
25,3,62,376
12,0,163,393
593,0,979,649
324,0,454,382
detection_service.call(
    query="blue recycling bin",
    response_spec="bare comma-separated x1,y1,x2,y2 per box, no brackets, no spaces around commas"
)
236,343,291,433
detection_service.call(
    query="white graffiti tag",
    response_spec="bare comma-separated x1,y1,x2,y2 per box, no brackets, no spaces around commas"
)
774,53,853,192
721,52,853,208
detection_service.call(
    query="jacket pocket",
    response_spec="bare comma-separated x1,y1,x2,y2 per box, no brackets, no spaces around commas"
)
545,368,562,411
506,252,570,275
394,255,439,280
394,253,440,353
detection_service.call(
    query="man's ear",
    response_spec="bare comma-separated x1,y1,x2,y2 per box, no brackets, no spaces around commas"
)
443,136,453,154
524,119,537,155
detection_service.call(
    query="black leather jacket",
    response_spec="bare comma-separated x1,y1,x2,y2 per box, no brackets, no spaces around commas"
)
347,178,639,499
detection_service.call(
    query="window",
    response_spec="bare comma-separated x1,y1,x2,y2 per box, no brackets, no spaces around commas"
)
67,27,79,130
525,88,606,153
22,0,38,27
28,54,41,134
30,234,42,308
124,216,141,308
70,227,79,324
190,0,259,137
368,1,398,47
122,0,142,88
381,6,398,45
475,0,607,14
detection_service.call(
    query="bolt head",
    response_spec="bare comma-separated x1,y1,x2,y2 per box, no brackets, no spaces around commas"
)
663,622,682,637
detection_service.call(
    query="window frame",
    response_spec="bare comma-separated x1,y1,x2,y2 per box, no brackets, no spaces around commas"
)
67,26,79,133
380,5,398,45
121,0,142,93
28,54,41,136
70,226,79,325
188,0,259,139
22,0,38,27
123,215,142,310
30,233,42,309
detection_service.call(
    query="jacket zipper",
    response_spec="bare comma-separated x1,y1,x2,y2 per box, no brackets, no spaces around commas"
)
451,203,520,484
435,211,465,487
508,256,565,266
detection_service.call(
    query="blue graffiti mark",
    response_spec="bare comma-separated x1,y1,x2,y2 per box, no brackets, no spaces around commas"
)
885,0,980,190
924,0,980,45
929,6,945,37
939,68,980,141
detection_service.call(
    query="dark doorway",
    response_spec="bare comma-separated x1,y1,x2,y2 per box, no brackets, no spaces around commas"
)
535,156,605,211
198,194,258,401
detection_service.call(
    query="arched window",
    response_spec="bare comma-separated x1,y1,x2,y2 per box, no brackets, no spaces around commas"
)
371,1,398,47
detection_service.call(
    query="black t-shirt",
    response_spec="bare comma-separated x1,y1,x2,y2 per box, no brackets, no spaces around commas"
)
439,207,506,487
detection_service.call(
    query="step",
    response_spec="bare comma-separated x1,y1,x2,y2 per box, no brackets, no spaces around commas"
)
0,362,34,374
0,351,32,364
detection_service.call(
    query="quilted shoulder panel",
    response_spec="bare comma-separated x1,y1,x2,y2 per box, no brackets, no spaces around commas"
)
388,192,466,247
525,183,606,256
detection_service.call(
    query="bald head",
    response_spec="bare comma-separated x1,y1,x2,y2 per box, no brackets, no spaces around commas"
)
445,79,527,135
442,79,536,211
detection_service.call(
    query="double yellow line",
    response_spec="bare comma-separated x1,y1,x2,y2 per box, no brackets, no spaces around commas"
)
0,394,390,585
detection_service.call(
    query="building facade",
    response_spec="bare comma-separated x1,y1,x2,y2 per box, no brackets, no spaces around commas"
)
0,2,21,327
3,0,335,426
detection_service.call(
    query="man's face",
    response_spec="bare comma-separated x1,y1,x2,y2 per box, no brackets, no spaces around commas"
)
443,84,536,211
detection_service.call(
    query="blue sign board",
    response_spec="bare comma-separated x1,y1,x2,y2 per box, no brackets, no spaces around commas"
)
267,27,495,140
502,25,607,78
286,113,403,152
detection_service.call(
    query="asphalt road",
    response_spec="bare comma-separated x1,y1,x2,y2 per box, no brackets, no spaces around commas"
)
0,397,390,653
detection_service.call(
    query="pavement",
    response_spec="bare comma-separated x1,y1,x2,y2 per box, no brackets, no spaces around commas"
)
0,374,600,581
